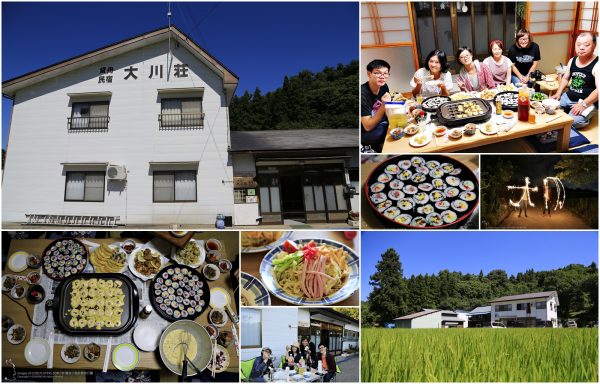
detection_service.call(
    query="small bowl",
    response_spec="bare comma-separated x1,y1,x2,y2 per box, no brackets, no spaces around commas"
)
207,250,222,264
203,264,221,281
26,254,43,269
26,271,41,285
205,239,222,252
218,259,232,273
170,231,189,238
61,343,82,364
27,284,45,304
389,127,403,140
2,275,17,292
2,316,14,332
433,126,447,137
205,325,219,340
121,240,136,254
464,123,477,136
209,308,228,328
546,107,556,115
449,129,463,139
404,124,419,136
7,324,26,344
503,110,514,119
84,343,101,362
11,284,26,300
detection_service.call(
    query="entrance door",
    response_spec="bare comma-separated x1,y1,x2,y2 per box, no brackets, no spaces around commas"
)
280,172,306,222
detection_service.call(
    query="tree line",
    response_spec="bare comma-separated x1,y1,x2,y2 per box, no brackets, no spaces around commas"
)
229,61,358,131
363,248,598,327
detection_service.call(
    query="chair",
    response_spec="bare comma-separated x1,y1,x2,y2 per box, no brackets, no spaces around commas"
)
240,358,255,382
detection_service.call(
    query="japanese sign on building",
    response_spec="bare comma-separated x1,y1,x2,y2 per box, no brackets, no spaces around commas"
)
98,63,189,83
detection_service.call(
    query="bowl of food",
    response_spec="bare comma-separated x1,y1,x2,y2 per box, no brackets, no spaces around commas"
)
205,324,219,340
389,127,404,140
241,272,271,306
2,275,17,292
209,308,228,328
27,254,43,269
464,123,477,136
448,128,463,139
170,231,189,238
84,343,101,362
542,98,560,110
159,320,212,376
433,126,447,137
172,239,205,269
530,92,548,101
503,110,514,119
27,284,45,304
11,284,26,300
218,259,232,273
259,239,359,305
121,240,136,255
61,343,81,364
207,344,230,374
27,271,41,285
207,250,222,265
203,264,221,281
403,124,419,136
2,316,14,332
7,324,26,344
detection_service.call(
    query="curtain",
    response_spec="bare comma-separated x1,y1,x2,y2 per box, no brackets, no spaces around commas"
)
161,99,181,126
303,186,315,211
325,185,337,211
174,171,196,201
335,184,347,211
65,172,85,200
240,309,261,347
154,173,175,201
71,103,89,129
90,103,109,129
181,99,202,127
260,187,270,213
84,173,105,201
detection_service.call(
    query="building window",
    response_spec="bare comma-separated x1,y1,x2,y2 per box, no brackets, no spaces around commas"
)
241,308,261,348
153,171,197,202
234,189,248,204
323,170,348,212
64,171,105,202
516,303,527,310
69,101,110,129
535,301,547,309
344,329,359,342
159,98,203,128
258,174,281,213
495,304,512,312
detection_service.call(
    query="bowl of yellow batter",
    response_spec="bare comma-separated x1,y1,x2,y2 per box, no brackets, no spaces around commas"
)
159,320,212,376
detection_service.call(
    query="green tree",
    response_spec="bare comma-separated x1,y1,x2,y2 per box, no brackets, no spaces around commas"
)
555,156,598,187
333,307,359,320
367,248,407,325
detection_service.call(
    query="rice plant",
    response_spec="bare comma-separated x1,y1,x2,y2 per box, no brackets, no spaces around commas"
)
362,328,598,382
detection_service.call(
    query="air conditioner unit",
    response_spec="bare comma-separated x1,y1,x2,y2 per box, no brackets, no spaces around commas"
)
107,165,127,180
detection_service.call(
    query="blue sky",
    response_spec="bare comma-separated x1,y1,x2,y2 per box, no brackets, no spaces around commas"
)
361,231,599,300
1,2,359,149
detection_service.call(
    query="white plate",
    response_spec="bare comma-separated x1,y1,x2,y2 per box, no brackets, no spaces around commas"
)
24,338,51,366
208,308,228,328
2,275,17,292
128,245,168,281
478,123,498,135
61,343,81,364
8,251,29,273
203,264,221,281
171,239,206,269
133,323,160,352
409,133,432,147
209,287,231,309
112,343,139,371
7,324,26,345
207,344,230,373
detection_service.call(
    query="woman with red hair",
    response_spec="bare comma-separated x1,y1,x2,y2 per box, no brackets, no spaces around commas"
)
483,40,512,87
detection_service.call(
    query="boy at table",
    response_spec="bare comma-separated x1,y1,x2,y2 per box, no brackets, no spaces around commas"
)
551,32,599,131
250,347,274,382
361,59,392,152
314,344,337,382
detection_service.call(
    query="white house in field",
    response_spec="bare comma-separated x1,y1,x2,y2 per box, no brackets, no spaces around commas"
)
2,26,238,226
490,291,559,328
394,308,467,328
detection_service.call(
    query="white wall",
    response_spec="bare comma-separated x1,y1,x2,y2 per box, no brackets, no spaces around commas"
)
233,203,260,226
3,40,233,225
411,312,442,328
491,296,558,326
361,46,417,94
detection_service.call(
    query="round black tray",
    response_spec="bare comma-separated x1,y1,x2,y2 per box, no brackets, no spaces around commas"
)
42,238,88,281
150,264,211,322
494,91,519,112
365,154,479,229
436,98,492,127
421,95,451,114
53,273,139,335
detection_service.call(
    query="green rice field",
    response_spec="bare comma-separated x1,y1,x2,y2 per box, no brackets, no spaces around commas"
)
362,328,598,382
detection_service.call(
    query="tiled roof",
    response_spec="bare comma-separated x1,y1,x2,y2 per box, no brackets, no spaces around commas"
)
230,129,357,151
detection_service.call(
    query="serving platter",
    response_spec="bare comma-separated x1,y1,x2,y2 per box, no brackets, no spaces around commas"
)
240,232,293,253
437,98,492,127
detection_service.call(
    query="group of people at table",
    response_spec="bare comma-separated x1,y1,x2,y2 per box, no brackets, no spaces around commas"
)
249,338,337,382
361,29,599,151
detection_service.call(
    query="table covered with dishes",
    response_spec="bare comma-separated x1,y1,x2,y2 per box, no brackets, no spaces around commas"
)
240,231,359,306
264,367,325,382
382,87,573,153
1,232,239,381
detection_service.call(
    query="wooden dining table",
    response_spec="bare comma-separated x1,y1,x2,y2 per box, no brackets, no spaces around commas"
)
382,109,574,153
1,232,239,381
241,231,359,306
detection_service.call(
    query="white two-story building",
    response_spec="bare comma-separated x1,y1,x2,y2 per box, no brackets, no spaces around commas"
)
2,26,237,226
490,291,560,328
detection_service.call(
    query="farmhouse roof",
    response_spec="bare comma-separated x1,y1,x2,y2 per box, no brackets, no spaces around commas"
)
230,129,358,152
469,306,491,315
394,308,440,321
490,291,559,303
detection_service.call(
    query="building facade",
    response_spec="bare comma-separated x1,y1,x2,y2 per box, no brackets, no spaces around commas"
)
394,309,467,328
490,291,560,328
2,26,237,226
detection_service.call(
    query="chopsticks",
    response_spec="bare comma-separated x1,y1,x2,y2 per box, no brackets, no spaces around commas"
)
231,324,240,357
211,338,217,378
103,337,112,373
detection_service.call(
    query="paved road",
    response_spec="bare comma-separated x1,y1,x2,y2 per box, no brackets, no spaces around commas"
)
337,355,359,383
498,207,593,229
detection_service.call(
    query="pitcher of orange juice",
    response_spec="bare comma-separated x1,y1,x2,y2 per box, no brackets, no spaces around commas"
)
385,102,408,128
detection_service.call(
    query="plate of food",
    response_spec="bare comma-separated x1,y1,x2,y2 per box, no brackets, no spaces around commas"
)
42,238,88,281
84,343,101,361
171,239,205,269
90,243,128,273
159,320,212,376
241,272,271,306
61,343,81,364
409,132,432,147
7,324,26,344
128,245,168,281
479,121,498,135
403,124,419,136
450,92,471,101
207,344,230,374
478,89,497,101
209,308,228,328
241,232,292,253
2,275,17,292
259,239,359,305
530,92,548,101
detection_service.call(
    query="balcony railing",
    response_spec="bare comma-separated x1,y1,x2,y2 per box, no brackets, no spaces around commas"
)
68,116,110,130
158,113,204,129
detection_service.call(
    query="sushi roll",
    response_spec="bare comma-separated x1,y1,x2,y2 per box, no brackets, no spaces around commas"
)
166,308,174,316
431,167,446,179
446,176,460,186
429,190,446,202
416,166,429,174
452,200,469,212
160,303,168,311
385,164,400,175
441,210,458,223
167,287,175,295
188,307,196,316
450,168,462,175
426,212,444,226
398,159,412,170
156,297,164,304
399,169,413,180
432,179,446,190
167,268,174,275
171,301,179,309
388,190,405,200
411,156,425,166
174,310,181,319
183,298,190,306
402,185,418,195
181,310,189,318
165,279,172,286
383,207,401,219
192,276,199,282
154,288,161,295
376,200,393,212
444,187,460,198
183,291,190,299
161,291,169,298
389,180,404,190
411,173,427,183
413,192,430,205
176,288,183,296
377,173,392,183
172,282,180,289
394,214,412,225
398,198,414,210
370,182,386,193
176,296,183,303
460,191,477,201
190,300,197,307
418,183,433,192
417,204,435,215
435,200,451,210
410,216,427,227
426,160,440,169
370,193,387,204
178,303,184,311
195,305,203,313
162,272,169,279
440,163,455,173
199,300,205,307
174,267,181,274
460,180,475,191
